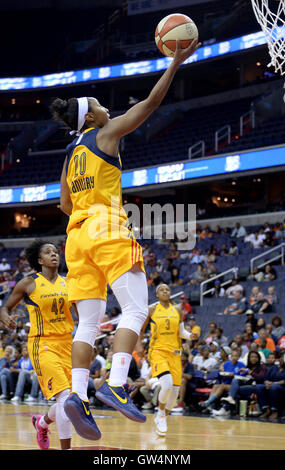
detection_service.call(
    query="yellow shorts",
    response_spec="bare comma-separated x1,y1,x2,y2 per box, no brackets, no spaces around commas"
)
28,334,72,400
150,349,182,386
65,216,145,302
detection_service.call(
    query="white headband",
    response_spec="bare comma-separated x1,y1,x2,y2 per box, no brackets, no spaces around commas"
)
70,97,89,136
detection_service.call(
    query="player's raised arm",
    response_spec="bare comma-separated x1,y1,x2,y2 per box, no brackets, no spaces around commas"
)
60,156,73,216
105,39,200,140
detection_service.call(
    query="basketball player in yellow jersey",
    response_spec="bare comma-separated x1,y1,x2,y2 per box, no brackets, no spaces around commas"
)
51,38,200,439
140,284,191,436
0,240,74,450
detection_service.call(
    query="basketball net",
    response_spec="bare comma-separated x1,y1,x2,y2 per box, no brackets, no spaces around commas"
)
251,0,285,75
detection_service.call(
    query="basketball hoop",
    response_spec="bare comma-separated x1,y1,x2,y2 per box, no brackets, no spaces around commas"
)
251,0,285,75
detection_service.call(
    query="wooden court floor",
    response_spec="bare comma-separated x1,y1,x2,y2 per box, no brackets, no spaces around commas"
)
0,402,284,450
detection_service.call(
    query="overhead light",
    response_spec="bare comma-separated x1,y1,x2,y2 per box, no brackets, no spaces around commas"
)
11,98,16,105
256,61,261,66
224,197,228,202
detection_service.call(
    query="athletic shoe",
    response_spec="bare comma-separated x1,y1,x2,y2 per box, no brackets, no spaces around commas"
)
25,396,37,403
96,381,146,423
0,394,6,400
221,396,236,406
154,414,167,436
212,407,230,417
32,415,50,450
64,392,101,440
11,396,21,403
141,403,153,409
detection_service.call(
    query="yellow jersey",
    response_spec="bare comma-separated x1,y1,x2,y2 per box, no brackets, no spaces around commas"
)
65,127,127,234
149,302,181,356
24,273,74,339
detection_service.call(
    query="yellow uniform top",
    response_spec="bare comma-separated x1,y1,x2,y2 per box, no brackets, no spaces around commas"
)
66,127,127,234
149,302,181,356
24,273,74,339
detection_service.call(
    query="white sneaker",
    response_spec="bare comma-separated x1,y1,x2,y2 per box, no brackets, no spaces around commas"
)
221,396,236,406
154,414,167,436
0,394,6,400
141,403,153,409
213,407,230,417
11,396,21,403
25,396,37,403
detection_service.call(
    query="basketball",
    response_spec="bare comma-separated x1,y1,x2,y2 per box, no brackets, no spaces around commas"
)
155,13,198,57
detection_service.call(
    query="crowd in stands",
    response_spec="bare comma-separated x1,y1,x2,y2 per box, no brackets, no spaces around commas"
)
0,218,284,421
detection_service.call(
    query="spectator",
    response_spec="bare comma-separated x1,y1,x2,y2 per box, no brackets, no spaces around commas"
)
277,334,285,352
188,316,201,339
179,295,192,321
223,291,247,316
248,266,265,282
256,317,266,332
258,338,272,359
250,232,264,249
229,241,239,256
173,352,196,412
244,321,258,340
225,279,244,298
213,327,228,347
199,350,246,415
0,258,11,271
248,286,260,306
211,280,225,298
256,352,285,421
190,250,205,265
0,346,15,400
170,267,184,286
231,223,246,238
221,351,267,407
234,334,249,357
192,345,217,372
209,341,220,361
267,286,277,304
189,263,207,285
262,231,275,247
271,316,285,341
10,344,39,403
251,292,271,314
220,244,229,256
203,322,217,345
140,370,161,410
242,342,266,364
265,324,278,345
255,329,276,352
263,264,276,282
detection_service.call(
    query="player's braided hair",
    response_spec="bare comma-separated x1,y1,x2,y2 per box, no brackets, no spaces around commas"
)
50,97,79,130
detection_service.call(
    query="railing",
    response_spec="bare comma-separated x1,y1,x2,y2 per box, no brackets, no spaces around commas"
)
200,267,238,306
250,243,285,273
240,110,255,136
215,125,231,153
188,140,205,160
95,290,184,341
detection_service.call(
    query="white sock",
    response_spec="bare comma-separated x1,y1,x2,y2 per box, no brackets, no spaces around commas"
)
108,352,132,387
71,368,89,401
39,415,49,428
158,408,166,417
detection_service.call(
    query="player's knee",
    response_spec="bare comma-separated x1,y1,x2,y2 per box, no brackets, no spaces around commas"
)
73,299,106,347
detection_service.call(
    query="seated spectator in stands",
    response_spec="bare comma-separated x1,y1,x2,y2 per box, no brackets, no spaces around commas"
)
210,244,220,256
192,345,217,372
277,334,285,352
145,251,157,267
166,242,180,261
200,226,213,240
225,279,244,298
258,338,272,359
220,244,229,256
255,328,276,353
251,292,271,314
242,341,266,364
188,316,201,339
256,352,285,421
273,222,284,240
228,241,239,256
267,286,277,304
231,223,246,238
213,327,228,348
206,262,216,278
203,322,217,345
223,291,247,316
10,344,39,403
258,227,266,244
263,264,276,282
221,351,267,408
189,263,207,285
265,324,278,345
174,352,196,411
147,270,163,287
234,333,249,357
140,370,161,410
271,316,285,341
247,266,264,282
190,249,205,265
248,286,261,306
0,258,11,271
199,350,245,414
244,321,258,340
0,345,15,400
262,231,275,247
170,267,184,286
251,232,264,249
179,295,192,321
209,341,220,361
266,352,277,370
210,280,225,298
243,332,254,349
212,345,232,371
204,249,216,264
